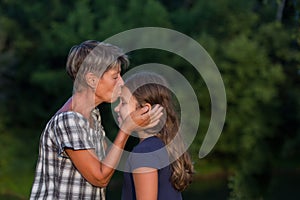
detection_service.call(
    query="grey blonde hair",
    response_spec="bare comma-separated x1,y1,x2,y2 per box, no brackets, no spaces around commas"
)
66,40,129,91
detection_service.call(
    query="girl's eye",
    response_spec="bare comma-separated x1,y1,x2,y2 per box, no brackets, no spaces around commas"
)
119,98,126,105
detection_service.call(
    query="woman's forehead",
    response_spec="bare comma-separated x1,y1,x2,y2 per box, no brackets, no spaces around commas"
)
107,65,121,74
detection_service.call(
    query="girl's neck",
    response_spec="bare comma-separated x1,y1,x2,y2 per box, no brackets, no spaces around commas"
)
137,131,157,142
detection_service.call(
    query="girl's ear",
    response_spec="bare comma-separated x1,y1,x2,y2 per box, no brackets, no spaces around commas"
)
85,72,98,88
142,103,152,111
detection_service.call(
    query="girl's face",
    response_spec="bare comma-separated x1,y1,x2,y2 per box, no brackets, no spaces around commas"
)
114,86,138,125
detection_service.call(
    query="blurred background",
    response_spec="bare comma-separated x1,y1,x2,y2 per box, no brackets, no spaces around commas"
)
0,0,299,199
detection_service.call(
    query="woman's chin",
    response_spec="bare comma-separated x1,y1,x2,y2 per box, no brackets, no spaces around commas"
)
110,95,120,103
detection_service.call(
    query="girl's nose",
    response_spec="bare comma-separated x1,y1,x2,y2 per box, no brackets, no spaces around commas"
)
114,101,120,113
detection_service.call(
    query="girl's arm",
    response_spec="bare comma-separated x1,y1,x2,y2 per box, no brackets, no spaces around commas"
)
133,167,158,200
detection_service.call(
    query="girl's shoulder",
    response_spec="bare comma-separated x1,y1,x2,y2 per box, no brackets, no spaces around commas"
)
133,136,165,153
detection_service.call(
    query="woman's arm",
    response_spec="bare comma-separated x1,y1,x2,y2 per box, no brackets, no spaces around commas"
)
133,167,158,200
65,129,129,187
66,105,163,187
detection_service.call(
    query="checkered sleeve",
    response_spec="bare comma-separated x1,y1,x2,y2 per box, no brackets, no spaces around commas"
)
54,112,95,158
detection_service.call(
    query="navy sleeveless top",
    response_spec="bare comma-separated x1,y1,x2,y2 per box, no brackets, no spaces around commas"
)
121,136,182,200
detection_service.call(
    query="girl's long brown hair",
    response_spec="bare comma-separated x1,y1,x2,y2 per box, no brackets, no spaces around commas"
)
125,72,194,191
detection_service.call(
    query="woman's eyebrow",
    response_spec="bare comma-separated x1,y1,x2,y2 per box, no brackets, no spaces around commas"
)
112,72,119,76
113,68,121,75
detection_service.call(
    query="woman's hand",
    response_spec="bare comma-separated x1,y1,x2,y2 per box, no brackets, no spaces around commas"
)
121,105,163,134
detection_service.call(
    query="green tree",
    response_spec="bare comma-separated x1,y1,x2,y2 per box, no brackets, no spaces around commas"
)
171,0,299,199
0,0,299,199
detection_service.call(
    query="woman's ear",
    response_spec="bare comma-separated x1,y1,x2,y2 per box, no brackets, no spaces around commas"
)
85,72,98,89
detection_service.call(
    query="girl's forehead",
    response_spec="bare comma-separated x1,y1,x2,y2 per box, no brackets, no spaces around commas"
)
120,86,138,104
121,86,132,98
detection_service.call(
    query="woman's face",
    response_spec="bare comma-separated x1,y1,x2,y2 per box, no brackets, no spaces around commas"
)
114,86,138,125
94,65,124,104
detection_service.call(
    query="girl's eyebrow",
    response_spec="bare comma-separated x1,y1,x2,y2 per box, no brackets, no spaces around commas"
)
120,96,126,102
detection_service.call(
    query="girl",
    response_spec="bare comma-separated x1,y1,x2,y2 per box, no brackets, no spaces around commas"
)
115,72,194,200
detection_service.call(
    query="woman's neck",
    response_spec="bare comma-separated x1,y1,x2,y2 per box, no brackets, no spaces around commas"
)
56,89,100,128
73,92,97,117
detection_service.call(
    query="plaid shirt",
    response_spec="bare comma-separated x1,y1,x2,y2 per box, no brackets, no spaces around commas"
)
30,109,106,199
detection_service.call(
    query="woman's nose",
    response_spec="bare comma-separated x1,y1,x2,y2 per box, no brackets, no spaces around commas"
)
118,76,124,86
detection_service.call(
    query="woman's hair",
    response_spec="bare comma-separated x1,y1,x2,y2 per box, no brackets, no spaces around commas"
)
124,72,194,192
66,40,129,91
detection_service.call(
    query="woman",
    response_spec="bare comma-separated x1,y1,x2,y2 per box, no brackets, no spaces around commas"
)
114,72,194,200
30,40,163,199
